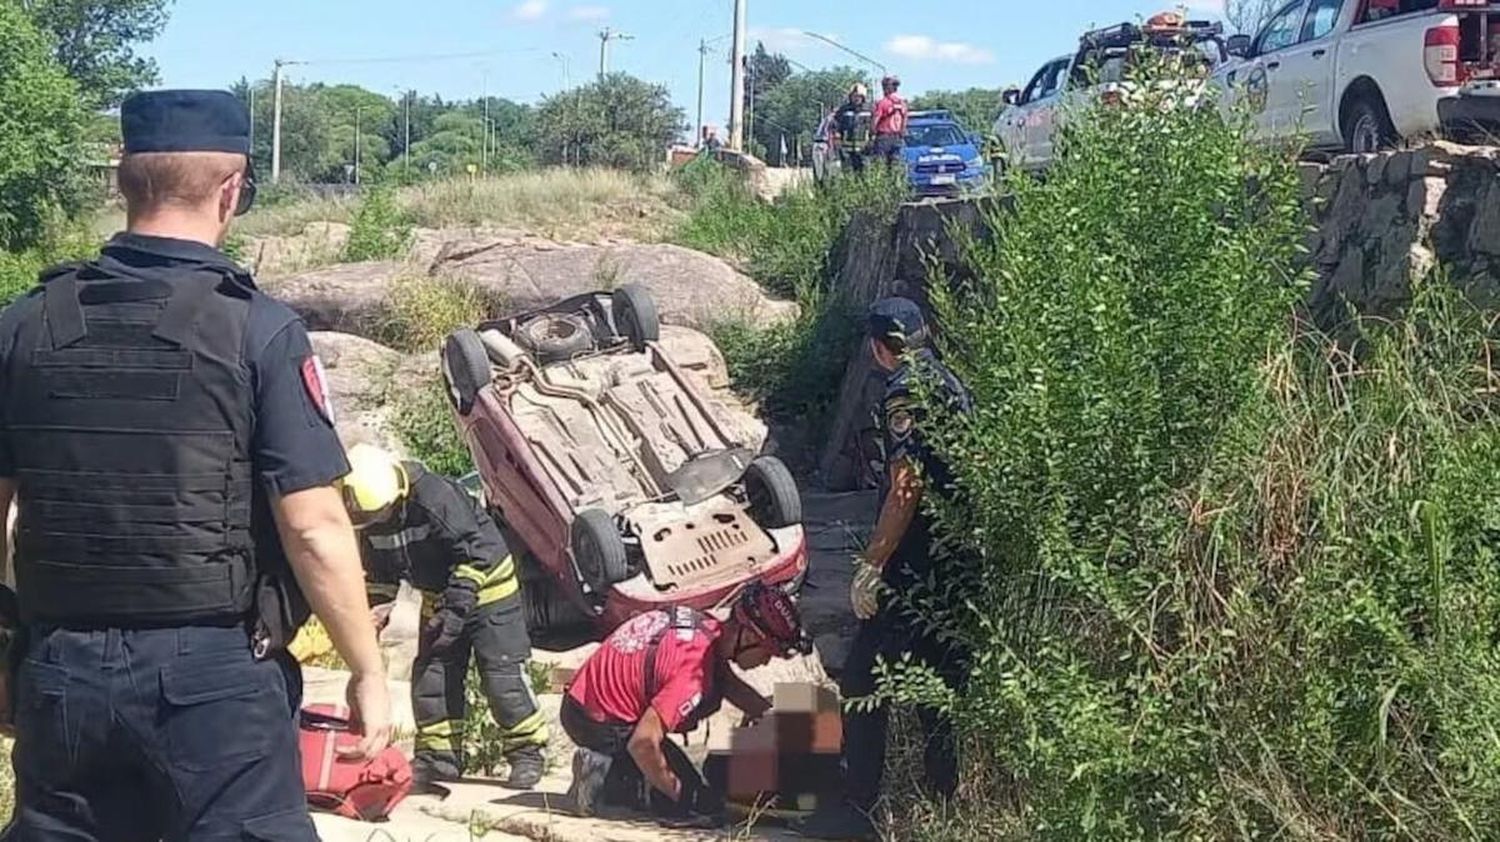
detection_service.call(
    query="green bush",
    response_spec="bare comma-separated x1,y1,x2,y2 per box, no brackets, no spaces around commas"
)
342,183,413,262
874,63,1500,840
389,375,472,479
372,274,505,355
0,224,99,306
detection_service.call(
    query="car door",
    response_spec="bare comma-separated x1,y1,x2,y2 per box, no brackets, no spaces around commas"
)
997,59,1061,170
1268,0,1348,144
1229,0,1311,138
1024,58,1073,169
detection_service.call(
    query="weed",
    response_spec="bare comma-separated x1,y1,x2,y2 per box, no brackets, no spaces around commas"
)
343,184,414,263
373,273,504,355
389,374,473,479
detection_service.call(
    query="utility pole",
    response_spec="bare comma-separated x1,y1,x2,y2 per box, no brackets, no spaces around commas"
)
271,60,285,183
354,105,362,185
729,0,747,151
697,39,708,146
248,86,256,160
404,91,412,175
482,69,490,175
598,27,633,79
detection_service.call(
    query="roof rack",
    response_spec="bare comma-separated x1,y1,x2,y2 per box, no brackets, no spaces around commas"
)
1081,18,1223,50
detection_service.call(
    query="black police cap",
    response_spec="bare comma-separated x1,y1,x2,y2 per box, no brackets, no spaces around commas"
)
868,297,928,348
121,90,251,156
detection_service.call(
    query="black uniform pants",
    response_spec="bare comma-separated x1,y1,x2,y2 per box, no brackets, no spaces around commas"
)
2,625,317,841
839,603,967,810
559,696,709,815
871,135,905,167
412,597,546,774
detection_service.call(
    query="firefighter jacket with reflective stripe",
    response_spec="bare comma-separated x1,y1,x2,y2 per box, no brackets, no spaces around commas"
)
360,462,518,609
0,256,263,626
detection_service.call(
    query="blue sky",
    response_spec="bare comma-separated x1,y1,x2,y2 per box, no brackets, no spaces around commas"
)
145,0,1225,126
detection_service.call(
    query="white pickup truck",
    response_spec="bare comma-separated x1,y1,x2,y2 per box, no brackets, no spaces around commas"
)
1215,0,1500,153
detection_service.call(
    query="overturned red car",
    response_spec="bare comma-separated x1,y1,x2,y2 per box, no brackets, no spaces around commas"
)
441,285,806,645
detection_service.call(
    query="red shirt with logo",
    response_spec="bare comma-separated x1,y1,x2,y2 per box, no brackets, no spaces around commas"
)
566,610,723,733
872,94,908,137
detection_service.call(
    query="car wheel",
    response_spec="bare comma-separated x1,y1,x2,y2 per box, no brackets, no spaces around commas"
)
744,456,801,529
442,329,493,416
612,284,660,352
572,508,630,595
1343,95,1396,154
516,314,594,364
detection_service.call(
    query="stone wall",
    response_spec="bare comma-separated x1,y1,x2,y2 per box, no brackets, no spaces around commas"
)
816,143,1500,490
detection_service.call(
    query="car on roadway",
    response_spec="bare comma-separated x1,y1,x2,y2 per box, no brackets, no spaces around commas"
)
439,286,807,646
993,13,1230,172
1211,0,1500,154
902,111,991,196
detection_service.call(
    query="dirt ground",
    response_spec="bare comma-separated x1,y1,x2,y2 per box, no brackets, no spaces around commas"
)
304,490,876,841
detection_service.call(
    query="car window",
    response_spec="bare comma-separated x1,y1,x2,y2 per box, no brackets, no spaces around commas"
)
1256,1,1308,54
1301,0,1344,40
1360,0,1437,24
905,124,968,148
1038,60,1069,99
1019,63,1053,104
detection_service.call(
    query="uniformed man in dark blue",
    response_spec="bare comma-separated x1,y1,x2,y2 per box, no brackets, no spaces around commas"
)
0,90,392,840
795,297,974,841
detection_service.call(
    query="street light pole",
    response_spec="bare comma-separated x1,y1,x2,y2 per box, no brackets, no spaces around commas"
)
801,30,888,74
271,60,285,183
354,104,362,185
697,39,708,146
482,68,490,175
729,0,747,151
598,27,633,79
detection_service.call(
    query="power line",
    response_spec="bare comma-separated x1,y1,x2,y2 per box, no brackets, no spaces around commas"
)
285,46,544,68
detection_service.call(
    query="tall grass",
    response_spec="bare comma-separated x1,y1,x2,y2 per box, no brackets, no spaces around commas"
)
872,63,1500,839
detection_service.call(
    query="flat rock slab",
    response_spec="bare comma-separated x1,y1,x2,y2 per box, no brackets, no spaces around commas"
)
434,241,798,331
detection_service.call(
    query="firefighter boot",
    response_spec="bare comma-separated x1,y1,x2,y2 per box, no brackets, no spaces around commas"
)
503,745,546,790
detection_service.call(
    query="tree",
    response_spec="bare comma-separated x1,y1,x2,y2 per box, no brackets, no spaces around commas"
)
536,74,685,171
0,2,87,250
22,0,170,108
1224,0,1278,35
911,88,1009,134
745,42,792,157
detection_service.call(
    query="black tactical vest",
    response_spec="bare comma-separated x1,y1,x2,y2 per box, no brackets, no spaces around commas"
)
4,254,257,627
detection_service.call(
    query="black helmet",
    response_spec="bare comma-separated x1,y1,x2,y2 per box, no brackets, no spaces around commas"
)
732,583,812,656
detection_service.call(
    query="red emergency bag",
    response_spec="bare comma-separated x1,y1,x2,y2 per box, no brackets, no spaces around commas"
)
299,704,413,822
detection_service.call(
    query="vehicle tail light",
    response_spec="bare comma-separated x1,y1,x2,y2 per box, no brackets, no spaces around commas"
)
1425,24,1466,85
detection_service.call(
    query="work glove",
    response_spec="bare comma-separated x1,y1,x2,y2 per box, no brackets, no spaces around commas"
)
424,582,477,655
850,559,884,621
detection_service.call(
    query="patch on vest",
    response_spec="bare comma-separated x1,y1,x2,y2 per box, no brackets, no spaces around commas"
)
680,693,702,720
302,355,336,426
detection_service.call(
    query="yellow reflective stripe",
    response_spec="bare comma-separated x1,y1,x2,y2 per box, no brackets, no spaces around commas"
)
366,582,400,599
500,711,549,749
476,576,519,607
416,720,464,751
453,564,488,588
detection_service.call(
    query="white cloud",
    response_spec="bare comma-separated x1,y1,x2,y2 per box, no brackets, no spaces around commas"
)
568,5,610,21
512,0,548,22
884,35,995,65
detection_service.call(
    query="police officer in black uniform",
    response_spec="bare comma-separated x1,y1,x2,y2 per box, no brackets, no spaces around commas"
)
0,90,391,841
339,445,549,791
794,297,974,841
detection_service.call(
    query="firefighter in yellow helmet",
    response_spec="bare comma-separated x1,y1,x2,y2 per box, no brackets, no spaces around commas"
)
340,444,549,791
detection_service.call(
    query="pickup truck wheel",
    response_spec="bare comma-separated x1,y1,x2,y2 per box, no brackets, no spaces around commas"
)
1344,96,1396,154
612,284,660,352
442,329,493,416
572,509,630,595
745,456,802,529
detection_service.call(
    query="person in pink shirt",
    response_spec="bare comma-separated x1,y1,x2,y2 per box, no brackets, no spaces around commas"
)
869,75,909,166
561,583,811,828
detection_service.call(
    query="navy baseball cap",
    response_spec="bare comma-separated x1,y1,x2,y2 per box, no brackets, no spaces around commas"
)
868,297,928,348
121,90,251,156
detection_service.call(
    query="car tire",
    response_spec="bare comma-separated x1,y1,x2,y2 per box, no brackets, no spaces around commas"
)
516,314,594,364
442,329,493,416
572,508,630,595
744,456,801,529
1343,94,1396,154
612,284,660,352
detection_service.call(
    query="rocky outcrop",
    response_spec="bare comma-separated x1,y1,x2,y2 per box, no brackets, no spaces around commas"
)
265,261,411,335
431,238,798,330
309,331,438,456
1306,142,1500,325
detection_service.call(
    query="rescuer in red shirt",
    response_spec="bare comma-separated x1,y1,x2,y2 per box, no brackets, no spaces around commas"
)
562,583,812,827
870,74,909,166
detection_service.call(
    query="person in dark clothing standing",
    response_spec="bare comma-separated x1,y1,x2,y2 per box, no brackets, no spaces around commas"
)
0,89,390,841
793,297,974,841
340,444,549,791
831,82,871,174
